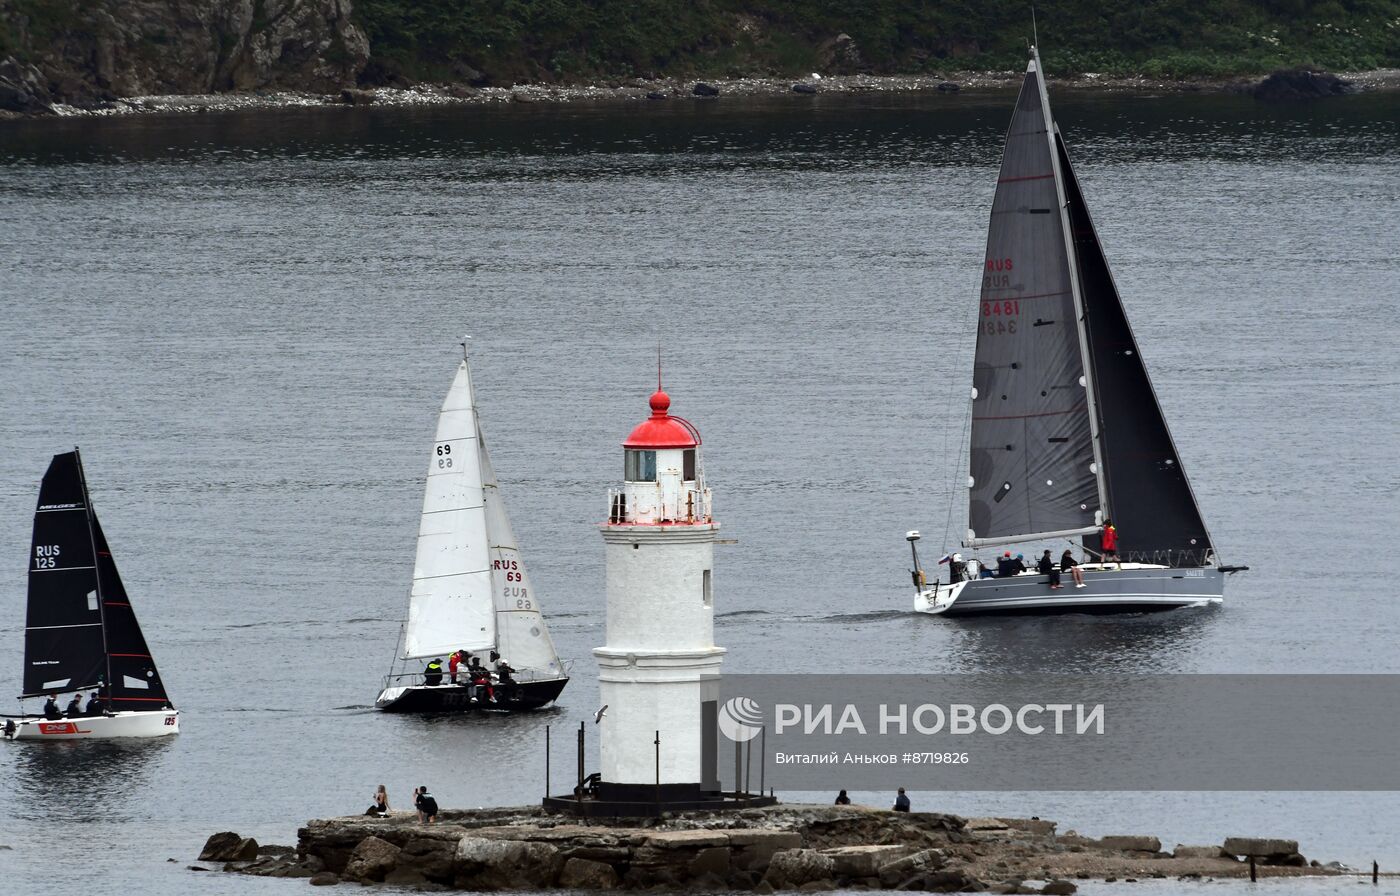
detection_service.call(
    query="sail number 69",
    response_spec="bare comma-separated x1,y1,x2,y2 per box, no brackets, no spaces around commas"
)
436,443,453,468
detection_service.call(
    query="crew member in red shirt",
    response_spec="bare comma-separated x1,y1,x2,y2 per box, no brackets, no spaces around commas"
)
1102,519,1119,562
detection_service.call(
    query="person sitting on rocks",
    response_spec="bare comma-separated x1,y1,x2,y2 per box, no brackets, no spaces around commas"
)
65,693,84,718
366,783,389,816
893,787,911,812
415,786,438,824
834,790,851,805
43,695,63,720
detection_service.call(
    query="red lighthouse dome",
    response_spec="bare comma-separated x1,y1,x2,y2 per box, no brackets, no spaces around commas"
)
623,390,701,449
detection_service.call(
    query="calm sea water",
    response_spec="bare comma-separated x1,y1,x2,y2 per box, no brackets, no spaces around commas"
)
1,89,1398,893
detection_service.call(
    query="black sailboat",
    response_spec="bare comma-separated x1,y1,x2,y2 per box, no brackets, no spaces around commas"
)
5,449,179,740
910,47,1246,616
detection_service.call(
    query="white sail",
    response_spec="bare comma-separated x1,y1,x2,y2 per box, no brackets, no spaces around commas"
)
481,440,563,676
403,360,495,659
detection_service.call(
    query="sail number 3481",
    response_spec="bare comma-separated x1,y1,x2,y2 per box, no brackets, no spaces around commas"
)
981,299,1021,336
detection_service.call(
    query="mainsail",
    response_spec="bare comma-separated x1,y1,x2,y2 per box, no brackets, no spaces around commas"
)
402,354,563,674
1056,132,1215,566
23,449,172,707
966,55,1100,547
404,360,496,659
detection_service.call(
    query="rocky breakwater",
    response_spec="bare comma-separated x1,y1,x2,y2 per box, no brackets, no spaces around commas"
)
0,0,368,114
200,804,1347,891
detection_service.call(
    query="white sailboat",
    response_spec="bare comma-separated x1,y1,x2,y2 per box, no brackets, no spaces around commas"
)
909,47,1246,617
375,344,568,712
5,449,179,740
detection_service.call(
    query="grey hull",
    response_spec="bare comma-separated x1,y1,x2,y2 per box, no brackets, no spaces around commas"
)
916,566,1224,617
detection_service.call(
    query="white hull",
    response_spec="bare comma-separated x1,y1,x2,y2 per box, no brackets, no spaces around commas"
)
915,564,1224,616
3,710,179,741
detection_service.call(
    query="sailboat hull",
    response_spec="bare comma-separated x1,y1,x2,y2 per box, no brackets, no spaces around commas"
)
375,677,569,713
3,709,179,741
915,565,1224,617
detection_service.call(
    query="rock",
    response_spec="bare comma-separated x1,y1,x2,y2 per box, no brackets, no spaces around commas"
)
755,881,775,895
382,867,429,886
765,849,837,889
730,830,803,871
645,830,730,849
877,849,946,887
187,865,210,871
690,847,732,876
1041,881,1077,895
824,845,912,877
340,88,376,105
1096,836,1161,853
559,857,620,889
447,84,479,99
1222,838,1299,857
309,871,340,886
937,81,961,93
819,33,865,75
1173,845,1230,859
924,869,985,892
199,832,259,862
0,57,54,114
1251,68,1356,101
692,82,720,97
791,83,818,94
1266,852,1308,867
343,836,401,883
455,837,562,889
798,880,836,892
645,91,667,100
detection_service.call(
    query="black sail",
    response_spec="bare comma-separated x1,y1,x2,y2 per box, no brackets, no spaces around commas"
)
22,449,174,707
1056,132,1215,566
966,63,1100,545
23,452,107,697
93,517,171,708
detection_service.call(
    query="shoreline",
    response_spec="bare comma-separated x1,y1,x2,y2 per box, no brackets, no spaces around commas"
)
198,803,1354,891
7,68,1400,122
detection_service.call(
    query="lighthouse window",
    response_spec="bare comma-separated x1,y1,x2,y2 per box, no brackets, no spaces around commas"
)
702,569,713,607
683,449,696,480
625,449,657,482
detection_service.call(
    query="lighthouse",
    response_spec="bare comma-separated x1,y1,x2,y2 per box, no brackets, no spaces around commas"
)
592,384,725,807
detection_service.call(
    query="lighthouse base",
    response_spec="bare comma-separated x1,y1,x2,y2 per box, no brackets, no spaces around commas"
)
543,783,777,818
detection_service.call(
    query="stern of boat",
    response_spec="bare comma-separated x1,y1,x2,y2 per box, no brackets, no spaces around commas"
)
914,581,967,615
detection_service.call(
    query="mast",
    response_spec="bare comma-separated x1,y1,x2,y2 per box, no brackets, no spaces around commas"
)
73,447,112,696
1032,46,1110,524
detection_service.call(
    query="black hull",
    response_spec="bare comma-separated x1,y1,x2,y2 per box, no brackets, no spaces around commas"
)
376,677,568,713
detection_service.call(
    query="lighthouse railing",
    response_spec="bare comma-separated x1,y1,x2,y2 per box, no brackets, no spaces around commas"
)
607,486,712,524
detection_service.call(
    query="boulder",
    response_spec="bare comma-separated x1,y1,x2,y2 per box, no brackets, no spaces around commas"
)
877,848,946,887
199,832,259,862
1097,835,1161,853
646,91,667,100
923,869,985,892
1251,69,1356,101
1222,838,1299,857
692,82,720,97
765,849,837,889
559,857,620,889
689,847,732,876
455,836,562,889
0,57,55,114
791,83,818,94
340,88,376,105
824,845,912,877
937,81,961,93
1172,845,1230,859
1041,881,1077,895
342,835,401,882
309,871,340,886
645,830,730,849
820,33,865,75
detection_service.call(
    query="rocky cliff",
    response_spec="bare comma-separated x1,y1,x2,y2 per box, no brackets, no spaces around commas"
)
0,0,367,110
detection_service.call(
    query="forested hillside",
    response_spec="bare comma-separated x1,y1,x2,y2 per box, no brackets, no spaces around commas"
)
354,0,1400,84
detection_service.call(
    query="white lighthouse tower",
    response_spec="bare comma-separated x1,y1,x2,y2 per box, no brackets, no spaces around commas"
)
593,384,725,806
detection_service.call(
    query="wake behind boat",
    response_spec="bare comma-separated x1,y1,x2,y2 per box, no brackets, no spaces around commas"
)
375,344,568,712
909,47,1246,618
4,449,178,740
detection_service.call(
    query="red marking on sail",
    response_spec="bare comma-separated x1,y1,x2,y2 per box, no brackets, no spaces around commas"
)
110,696,167,703
997,173,1055,183
980,289,1070,301
103,602,131,607
108,652,151,658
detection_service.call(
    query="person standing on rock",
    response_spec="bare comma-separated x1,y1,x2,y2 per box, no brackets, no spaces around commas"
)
834,790,851,805
893,787,910,812
415,785,438,824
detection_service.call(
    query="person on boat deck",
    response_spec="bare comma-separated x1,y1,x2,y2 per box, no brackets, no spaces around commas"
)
996,551,1016,577
834,790,852,805
43,695,63,720
1038,550,1062,589
1061,550,1085,588
492,651,518,700
448,650,463,685
65,694,84,718
1012,553,1028,574
84,691,104,716
424,658,444,686
1101,520,1120,561
948,553,966,584
468,657,495,704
